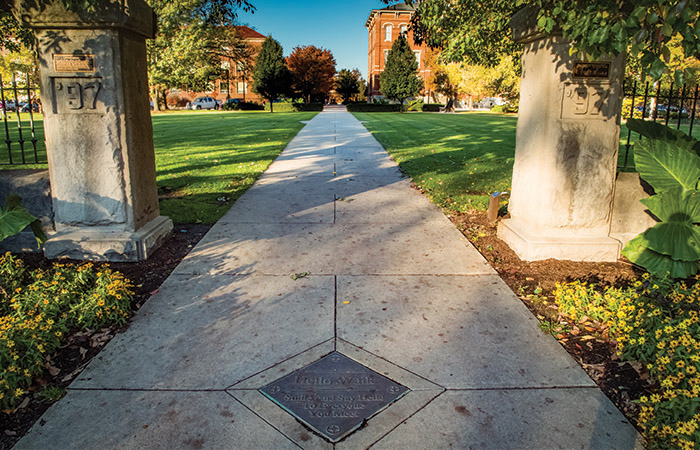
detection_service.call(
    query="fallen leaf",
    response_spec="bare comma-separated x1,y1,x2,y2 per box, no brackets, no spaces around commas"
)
343,301,350,304
17,397,30,409
4,430,17,436
46,364,61,376
580,335,596,341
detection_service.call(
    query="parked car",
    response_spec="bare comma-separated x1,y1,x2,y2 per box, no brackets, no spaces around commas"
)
0,100,17,112
19,101,39,112
226,98,241,105
187,96,218,110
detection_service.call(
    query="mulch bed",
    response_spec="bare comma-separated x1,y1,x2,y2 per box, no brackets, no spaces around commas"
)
1,212,651,448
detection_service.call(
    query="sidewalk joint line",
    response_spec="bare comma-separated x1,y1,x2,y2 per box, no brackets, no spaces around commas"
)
334,276,338,350
367,390,445,449
446,385,599,391
224,338,335,390
335,337,447,390
225,391,305,449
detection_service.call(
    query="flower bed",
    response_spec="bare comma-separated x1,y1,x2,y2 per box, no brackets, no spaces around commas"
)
0,253,133,410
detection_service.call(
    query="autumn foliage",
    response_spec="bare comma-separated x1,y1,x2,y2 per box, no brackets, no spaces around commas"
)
286,45,337,103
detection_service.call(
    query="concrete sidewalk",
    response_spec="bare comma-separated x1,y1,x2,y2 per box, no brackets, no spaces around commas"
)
16,106,643,449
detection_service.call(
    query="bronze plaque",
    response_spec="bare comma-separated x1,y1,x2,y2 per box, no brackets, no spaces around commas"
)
53,54,95,73
572,61,610,79
260,352,409,442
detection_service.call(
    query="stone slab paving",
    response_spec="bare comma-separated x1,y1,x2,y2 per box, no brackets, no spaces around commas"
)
16,106,644,449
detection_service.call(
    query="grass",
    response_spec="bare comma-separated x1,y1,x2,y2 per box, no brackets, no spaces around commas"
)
152,110,317,224
1,110,317,224
352,111,682,212
0,112,46,169
352,112,516,211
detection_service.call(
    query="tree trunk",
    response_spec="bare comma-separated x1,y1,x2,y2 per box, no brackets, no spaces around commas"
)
269,98,274,113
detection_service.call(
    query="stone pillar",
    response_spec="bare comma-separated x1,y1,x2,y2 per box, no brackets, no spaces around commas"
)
497,7,624,262
13,0,172,261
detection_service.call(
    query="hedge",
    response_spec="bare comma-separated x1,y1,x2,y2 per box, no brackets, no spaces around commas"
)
346,104,402,112
264,102,324,112
422,103,444,112
222,101,263,111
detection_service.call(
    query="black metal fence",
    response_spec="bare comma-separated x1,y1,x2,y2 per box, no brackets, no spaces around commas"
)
0,73,45,165
621,80,699,170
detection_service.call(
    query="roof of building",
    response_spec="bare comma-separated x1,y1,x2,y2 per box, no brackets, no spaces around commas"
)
365,2,416,27
235,25,265,40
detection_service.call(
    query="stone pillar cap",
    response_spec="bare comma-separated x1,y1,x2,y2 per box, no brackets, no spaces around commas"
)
13,0,155,39
510,5,560,44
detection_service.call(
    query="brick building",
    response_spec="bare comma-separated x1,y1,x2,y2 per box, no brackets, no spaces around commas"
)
180,25,265,104
365,2,432,102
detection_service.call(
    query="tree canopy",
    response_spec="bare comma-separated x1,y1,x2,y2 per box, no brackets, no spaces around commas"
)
401,0,700,84
286,45,336,103
252,36,292,112
335,69,360,103
380,34,424,107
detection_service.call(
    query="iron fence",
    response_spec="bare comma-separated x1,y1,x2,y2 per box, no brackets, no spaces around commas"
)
0,73,44,165
621,80,699,171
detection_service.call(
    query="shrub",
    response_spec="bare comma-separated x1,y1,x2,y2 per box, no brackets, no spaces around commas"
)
408,99,424,111
0,254,134,409
621,98,645,119
263,102,323,112
346,103,402,112
166,92,190,108
422,103,444,112
555,275,700,449
491,104,518,113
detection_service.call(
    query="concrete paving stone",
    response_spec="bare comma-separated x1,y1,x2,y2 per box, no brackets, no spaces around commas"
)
15,390,298,450
265,159,335,177
71,274,334,389
170,223,494,276
371,389,644,450
220,193,334,224
230,339,444,450
337,275,593,389
247,174,413,198
335,188,448,224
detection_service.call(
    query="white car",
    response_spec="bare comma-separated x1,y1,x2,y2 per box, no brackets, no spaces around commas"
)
188,96,218,110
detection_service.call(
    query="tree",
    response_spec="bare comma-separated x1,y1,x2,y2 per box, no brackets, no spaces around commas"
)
287,45,336,103
335,69,360,103
252,36,292,112
380,34,424,109
402,0,700,83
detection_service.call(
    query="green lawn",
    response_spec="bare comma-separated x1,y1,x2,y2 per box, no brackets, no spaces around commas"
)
152,110,317,224
352,112,517,211
1,110,318,224
353,111,659,212
0,112,46,168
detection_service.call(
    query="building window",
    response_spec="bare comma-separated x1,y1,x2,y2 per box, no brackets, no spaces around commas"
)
236,82,247,94
219,81,229,94
384,49,389,64
236,61,246,72
384,24,392,41
205,81,215,93
221,61,231,70
400,25,407,35
413,51,421,68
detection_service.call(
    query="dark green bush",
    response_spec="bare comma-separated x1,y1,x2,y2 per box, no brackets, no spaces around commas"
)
346,103,402,112
264,102,323,112
491,104,518,113
422,103,444,112
408,99,424,111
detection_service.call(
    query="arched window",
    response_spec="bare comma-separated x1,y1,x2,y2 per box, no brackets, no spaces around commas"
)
385,24,392,41
400,25,407,35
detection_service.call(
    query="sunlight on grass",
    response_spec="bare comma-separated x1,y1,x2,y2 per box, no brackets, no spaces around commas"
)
352,112,517,211
152,110,317,224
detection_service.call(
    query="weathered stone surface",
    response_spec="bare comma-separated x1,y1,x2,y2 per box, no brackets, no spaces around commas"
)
16,0,172,261
498,30,625,261
371,390,645,449
71,274,334,389
337,275,593,389
610,172,658,248
15,390,298,450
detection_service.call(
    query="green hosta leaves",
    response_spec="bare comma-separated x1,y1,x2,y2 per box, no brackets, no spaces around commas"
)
0,195,46,245
642,189,700,223
634,138,700,193
623,234,699,279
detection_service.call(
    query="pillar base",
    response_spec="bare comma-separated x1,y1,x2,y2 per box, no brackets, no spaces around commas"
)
44,216,173,262
497,218,620,262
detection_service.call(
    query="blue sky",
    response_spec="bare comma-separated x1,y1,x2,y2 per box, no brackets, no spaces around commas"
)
238,0,389,79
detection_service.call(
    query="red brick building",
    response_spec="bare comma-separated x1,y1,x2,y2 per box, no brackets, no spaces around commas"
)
365,3,432,102
181,25,265,104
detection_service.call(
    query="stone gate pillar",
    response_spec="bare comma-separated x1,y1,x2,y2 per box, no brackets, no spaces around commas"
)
497,8,624,262
13,0,172,261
